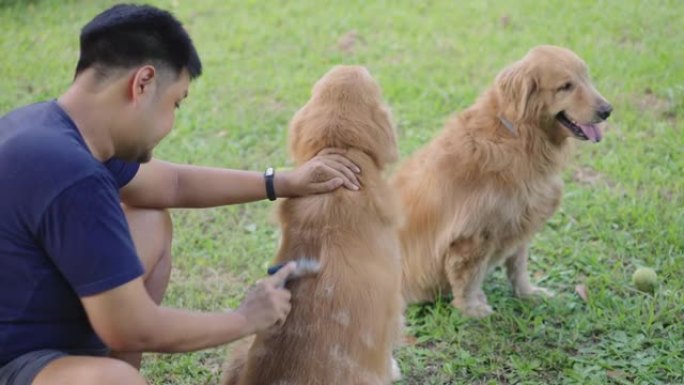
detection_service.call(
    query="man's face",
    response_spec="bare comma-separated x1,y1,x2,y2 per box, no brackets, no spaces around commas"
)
119,67,190,163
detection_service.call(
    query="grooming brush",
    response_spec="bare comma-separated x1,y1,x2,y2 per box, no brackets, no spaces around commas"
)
267,258,321,286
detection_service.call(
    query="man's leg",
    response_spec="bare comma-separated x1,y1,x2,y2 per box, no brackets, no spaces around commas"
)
111,205,174,369
27,207,171,384
32,356,147,385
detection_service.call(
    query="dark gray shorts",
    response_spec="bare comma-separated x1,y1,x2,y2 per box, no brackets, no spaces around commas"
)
0,350,67,385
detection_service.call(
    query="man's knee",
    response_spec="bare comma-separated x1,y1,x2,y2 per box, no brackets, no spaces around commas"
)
79,358,147,385
122,205,173,305
122,205,173,276
33,356,147,385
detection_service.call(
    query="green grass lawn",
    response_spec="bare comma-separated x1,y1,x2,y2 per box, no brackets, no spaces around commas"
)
2,0,682,384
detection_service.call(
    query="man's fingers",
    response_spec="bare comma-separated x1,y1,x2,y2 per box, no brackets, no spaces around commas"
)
278,287,292,302
267,261,297,286
317,162,360,191
298,148,363,194
319,153,361,174
281,301,292,318
311,178,344,194
321,161,360,189
316,147,347,156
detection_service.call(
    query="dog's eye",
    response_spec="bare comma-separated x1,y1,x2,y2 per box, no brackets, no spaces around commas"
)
558,82,574,92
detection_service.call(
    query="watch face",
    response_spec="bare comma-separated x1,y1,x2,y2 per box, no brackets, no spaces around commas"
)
266,167,275,176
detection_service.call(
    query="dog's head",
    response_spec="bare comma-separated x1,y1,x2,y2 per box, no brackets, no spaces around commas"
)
289,65,398,167
495,45,612,143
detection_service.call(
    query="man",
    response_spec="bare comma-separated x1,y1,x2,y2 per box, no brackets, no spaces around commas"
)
0,4,360,384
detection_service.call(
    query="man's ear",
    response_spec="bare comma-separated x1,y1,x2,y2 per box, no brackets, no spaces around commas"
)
130,65,157,103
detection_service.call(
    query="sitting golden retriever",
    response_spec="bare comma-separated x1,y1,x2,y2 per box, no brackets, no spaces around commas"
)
222,65,404,385
393,45,612,317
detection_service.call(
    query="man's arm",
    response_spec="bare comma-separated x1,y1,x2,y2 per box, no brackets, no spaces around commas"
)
120,148,360,209
81,263,296,353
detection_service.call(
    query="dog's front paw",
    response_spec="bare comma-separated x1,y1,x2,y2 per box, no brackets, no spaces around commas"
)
390,357,402,382
517,285,554,298
451,298,494,318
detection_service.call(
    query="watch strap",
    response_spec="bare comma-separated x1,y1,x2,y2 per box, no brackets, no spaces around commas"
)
264,167,276,201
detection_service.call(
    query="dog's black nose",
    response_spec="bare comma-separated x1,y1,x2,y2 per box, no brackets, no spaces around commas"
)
597,103,613,120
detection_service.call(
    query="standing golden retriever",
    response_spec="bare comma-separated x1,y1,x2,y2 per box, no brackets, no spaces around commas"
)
222,65,404,385
393,45,612,317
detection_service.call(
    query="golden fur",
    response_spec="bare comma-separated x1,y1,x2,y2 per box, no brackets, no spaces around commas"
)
393,45,612,317
222,65,404,385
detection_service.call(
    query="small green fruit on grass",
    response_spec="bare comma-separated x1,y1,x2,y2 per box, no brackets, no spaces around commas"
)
632,267,657,293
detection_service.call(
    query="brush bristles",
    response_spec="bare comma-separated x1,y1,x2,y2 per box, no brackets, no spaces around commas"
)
290,258,321,279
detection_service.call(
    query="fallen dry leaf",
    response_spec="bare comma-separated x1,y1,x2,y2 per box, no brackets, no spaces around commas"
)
575,284,589,302
402,334,418,346
606,370,626,379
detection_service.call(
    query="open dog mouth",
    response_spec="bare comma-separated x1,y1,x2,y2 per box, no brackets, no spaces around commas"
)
556,111,602,143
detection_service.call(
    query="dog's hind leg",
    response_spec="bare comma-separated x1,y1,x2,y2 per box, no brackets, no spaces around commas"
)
389,313,404,382
220,336,253,385
505,245,554,298
444,238,493,318
390,357,402,382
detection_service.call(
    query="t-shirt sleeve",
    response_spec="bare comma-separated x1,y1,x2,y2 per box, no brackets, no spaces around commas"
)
104,157,140,188
36,173,144,297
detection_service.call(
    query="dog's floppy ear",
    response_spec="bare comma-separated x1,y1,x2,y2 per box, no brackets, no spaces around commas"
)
495,61,540,123
288,105,321,165
369,104,398,165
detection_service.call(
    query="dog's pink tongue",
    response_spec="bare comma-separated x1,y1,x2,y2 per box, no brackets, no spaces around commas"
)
579,123,602,143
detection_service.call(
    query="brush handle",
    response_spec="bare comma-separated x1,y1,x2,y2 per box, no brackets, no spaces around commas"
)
267,263,286,276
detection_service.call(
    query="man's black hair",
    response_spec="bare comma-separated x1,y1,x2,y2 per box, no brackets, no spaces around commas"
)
75,3,202,80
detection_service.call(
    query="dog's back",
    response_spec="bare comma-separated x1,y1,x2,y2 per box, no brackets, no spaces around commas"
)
240,152,401,385
222,65,403,385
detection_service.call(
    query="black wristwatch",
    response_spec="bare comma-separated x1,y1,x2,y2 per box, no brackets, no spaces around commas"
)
264,167,276,201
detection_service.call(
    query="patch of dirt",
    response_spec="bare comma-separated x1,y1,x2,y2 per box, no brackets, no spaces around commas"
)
170,265,250,301
632,88,679,127
337,30,365,55
659,188,675,202
636,88,672,115
500,14,511,28
571,166,613,188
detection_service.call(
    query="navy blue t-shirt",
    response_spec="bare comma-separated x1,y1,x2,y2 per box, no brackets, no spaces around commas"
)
0,101,144,366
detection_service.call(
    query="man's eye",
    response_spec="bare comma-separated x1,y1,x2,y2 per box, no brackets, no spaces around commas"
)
175,102,181,109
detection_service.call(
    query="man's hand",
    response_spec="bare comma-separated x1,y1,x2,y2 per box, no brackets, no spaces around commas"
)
235,262,296,335
275,148,361,197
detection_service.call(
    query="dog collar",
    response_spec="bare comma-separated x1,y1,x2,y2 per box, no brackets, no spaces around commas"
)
498,115,517,136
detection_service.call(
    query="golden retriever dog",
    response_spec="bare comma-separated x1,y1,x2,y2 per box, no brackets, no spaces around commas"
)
393,45,612,317
222,65,404,385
